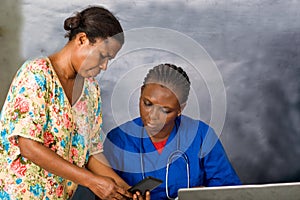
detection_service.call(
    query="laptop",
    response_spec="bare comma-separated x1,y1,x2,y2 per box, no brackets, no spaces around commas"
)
178,182,300,200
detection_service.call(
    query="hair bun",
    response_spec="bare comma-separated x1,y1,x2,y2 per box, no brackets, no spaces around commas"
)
64,13,81,31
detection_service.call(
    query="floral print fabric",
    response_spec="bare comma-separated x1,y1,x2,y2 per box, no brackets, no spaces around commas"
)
0,58,103,199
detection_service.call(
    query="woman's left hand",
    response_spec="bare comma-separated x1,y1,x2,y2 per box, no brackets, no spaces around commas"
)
132,191,150,200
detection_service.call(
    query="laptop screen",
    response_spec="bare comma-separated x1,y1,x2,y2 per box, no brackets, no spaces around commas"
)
178,182,300,200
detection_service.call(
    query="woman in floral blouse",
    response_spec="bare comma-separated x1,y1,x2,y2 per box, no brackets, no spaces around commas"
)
0,5,137,200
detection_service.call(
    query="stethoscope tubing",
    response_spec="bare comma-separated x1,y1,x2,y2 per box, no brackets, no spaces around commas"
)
140,122,190,199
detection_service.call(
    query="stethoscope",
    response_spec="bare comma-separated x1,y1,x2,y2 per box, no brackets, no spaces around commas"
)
140,122,190,199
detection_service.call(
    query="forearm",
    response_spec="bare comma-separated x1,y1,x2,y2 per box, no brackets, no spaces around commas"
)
87,153,130,189
18,137,93,187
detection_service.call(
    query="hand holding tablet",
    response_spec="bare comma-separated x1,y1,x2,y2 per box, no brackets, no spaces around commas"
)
128,176,163,196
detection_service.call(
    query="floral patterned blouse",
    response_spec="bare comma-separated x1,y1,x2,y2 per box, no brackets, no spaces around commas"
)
0,58,103,199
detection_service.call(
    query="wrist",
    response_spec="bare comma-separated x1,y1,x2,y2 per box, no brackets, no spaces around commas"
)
78,169,95,188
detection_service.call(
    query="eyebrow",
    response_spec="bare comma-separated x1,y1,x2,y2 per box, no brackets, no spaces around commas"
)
143,98,174,110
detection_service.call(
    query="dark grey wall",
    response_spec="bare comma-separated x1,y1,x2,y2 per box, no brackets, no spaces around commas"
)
1,0,300,185
0,0,23,109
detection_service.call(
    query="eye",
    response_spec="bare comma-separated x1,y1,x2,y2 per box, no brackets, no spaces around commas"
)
143,100,152,107
161,108,172,114
99,53,105,59
100,53,113,62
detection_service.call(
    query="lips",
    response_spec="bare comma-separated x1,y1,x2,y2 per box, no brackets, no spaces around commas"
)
146,123,156,128
145,122,164,131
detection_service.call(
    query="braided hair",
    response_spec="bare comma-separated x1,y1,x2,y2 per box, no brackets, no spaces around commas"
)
143,63,191,104
63,6,124,45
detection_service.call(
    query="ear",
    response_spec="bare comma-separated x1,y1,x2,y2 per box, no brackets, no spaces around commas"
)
140,85,146,96
178,102,186,116
140,85,145,92
139,85,145,100
75,32,89,46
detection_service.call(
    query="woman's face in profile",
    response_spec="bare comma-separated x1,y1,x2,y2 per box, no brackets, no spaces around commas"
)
76,37,122,78
139,83,181,139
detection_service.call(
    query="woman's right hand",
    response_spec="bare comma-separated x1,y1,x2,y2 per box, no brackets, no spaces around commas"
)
88,174,132,200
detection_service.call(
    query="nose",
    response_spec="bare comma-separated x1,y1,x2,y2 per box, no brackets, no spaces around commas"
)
99,59,109,71
149,106,159,120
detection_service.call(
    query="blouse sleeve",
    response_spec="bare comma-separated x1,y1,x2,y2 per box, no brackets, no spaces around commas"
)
3,61,48,144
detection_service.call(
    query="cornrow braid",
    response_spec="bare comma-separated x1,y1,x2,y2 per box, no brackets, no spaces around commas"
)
143,63,191,104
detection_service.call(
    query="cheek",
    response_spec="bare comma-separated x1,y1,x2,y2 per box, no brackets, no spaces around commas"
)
164,115,178,126
139,104,148,117
79,58,101,75
76,54,91,71
80,45,100,62
85,52,100,64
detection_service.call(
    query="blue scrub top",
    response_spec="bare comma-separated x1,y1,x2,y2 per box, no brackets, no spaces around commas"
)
103,115,241,200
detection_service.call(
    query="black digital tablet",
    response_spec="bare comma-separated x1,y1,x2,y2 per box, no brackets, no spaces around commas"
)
128,176,163,195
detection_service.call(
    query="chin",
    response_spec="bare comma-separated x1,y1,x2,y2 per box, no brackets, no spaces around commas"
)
145,126,164,135
82,72,98,78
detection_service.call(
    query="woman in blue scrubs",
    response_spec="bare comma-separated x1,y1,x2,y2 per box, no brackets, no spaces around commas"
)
104,63,241,199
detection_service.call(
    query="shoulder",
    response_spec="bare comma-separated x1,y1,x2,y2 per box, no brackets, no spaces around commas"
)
108,117,142,138
180,115,210,134
106,117,142,144
179,115,219,150
8,57,54,95
19,57,51,73
14,57,52,83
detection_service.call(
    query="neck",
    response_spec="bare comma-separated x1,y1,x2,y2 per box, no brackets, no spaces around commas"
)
48,44,83,105
49,45,76,80
150,134,170,143
148,122,176,143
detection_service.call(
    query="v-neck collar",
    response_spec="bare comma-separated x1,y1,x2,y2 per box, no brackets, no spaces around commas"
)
46,57,85,108
141,118,179,154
